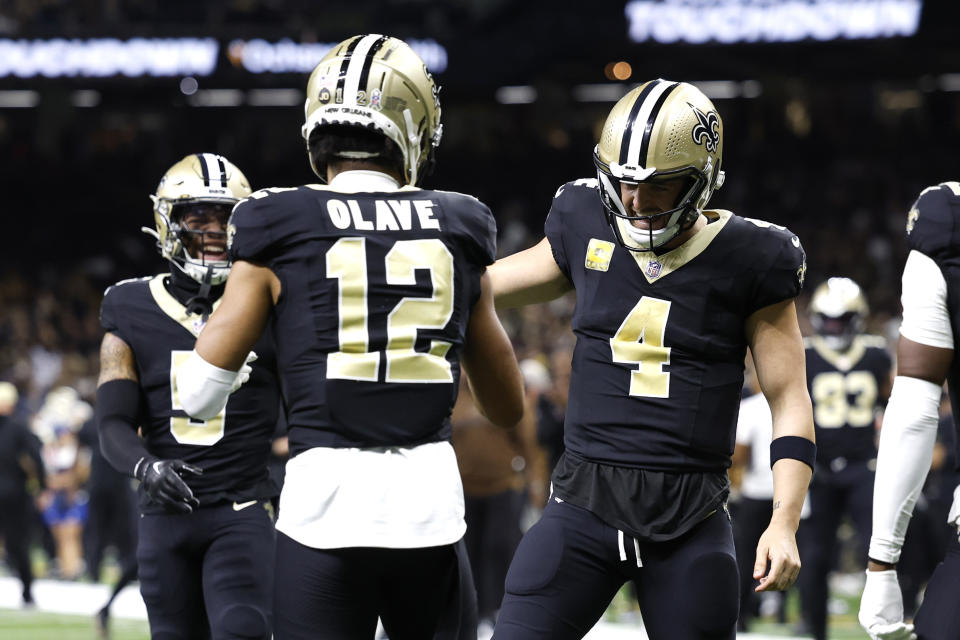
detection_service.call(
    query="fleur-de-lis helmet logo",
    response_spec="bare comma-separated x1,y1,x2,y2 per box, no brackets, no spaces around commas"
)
689,103,720,153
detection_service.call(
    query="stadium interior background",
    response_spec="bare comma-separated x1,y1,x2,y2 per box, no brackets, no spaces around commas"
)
1,0,959,634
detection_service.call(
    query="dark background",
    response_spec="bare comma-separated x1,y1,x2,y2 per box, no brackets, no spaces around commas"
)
2,0,960,319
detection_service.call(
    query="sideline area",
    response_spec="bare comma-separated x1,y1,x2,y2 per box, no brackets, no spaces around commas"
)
0,576,805,639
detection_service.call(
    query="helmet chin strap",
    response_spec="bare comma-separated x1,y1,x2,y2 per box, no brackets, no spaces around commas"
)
184,266,215,322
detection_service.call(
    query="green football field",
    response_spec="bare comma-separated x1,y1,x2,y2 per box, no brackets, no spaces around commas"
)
0,608,150,640
0,585,874,640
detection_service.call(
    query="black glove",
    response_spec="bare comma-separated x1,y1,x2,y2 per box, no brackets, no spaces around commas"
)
136,458,203,513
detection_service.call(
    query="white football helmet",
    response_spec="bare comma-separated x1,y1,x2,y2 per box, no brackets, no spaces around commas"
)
809,277,869,351
147,153,251,285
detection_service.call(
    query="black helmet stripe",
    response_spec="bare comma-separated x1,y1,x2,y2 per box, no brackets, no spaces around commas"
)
637,82,680,168
335,35,364,101
216,156,227,187
196,153,211,186
342,34,387,106
356,36,388,96
618,80,659,166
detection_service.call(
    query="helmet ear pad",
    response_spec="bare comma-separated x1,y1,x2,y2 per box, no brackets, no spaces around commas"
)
308,124,405,181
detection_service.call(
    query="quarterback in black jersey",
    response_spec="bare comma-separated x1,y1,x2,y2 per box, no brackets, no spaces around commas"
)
96,153,279,639
177,36,524,640
489,79,815,640
860,182,960,640
797,277,892,640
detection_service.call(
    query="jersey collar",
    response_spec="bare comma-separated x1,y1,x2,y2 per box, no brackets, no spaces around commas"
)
626,210,731,284
149,274,222,337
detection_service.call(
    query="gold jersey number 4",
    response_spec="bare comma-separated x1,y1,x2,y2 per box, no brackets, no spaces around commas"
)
610,296,672,398
326,237,455,384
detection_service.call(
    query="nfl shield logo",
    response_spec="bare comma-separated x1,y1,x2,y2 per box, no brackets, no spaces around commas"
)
192,317,207,335
646,260,662,279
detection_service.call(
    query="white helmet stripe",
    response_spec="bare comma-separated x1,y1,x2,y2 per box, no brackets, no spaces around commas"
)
624,80,674,169
342,34,384,107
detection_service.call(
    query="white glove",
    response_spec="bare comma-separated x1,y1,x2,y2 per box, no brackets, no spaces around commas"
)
231,351,258,393
858,570,916,640
947,484,960,529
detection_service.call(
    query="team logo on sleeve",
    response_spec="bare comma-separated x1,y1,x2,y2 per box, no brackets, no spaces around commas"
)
689,103,720,153
585,238,615,272
226,223,237,250
906,207,919,234
797,260,807,287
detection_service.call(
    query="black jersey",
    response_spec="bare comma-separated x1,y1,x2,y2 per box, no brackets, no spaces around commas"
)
100,275,280,510
227,183,496,455
547,179,805,471
905,181,960,468
545,179,805,540
804,335,891,465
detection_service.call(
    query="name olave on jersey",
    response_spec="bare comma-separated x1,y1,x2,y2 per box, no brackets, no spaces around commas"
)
326,198,442,232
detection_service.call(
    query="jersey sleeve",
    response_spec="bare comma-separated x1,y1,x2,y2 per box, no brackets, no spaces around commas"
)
749,230,806,313
100,285,120,333
543,183,577,280
905,183,960,260
452,197,497,267
227,191,283,264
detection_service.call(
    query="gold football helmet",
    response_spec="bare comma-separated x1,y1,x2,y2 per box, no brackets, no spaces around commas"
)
146,153,251,285
301,34,442,185
594,79,725,251
809,277,869,350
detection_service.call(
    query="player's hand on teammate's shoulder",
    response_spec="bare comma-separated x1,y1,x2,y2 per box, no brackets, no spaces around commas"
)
136,457,203,513
232,351,258,393
753,520,801,592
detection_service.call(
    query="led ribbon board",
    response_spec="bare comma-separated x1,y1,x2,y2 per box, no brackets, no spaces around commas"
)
626,0,924,44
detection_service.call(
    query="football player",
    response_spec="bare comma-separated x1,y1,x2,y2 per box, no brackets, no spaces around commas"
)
96,153,280,639
487,79,816,640
859,182,960,640
175,35,524,640
799,277,892,640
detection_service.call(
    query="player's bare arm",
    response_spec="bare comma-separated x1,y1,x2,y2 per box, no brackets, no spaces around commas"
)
746,298,814,592
195,260,281,371
98,332,139,385
461,272,525,429
488,237,572,309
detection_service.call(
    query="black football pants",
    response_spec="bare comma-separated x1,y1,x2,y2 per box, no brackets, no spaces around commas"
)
273,532,476,640
493,498,739,640
914,531,960,640
797,462,873,640
137,501,275,639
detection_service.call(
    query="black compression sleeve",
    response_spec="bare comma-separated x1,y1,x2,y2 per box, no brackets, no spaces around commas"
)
96,379,153,477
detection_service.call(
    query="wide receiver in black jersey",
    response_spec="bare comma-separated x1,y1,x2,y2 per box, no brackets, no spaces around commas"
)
489,79,816,640
798,277,892,640
860,182,960,640
176,35,524,640
96,153,280,639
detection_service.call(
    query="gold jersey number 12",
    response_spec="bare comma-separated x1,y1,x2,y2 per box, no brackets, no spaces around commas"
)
326,237,455,384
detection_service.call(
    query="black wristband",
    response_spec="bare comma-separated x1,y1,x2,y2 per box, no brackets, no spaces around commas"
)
770,435,816,472
96,379,150,477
